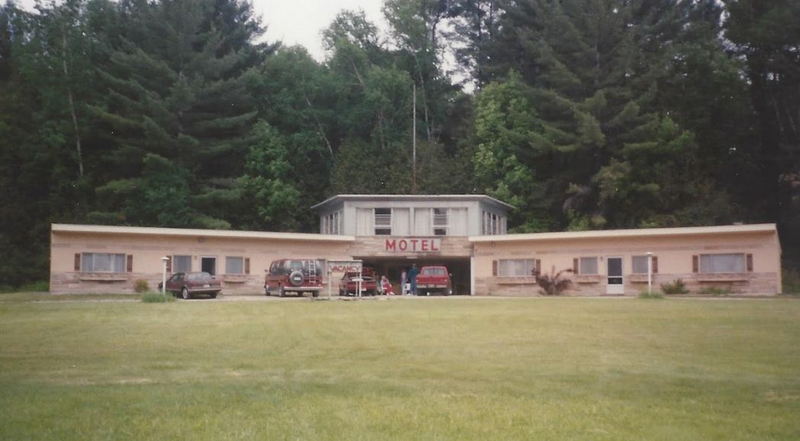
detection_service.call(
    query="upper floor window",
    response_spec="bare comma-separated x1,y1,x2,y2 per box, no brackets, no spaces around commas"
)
433,208,448,236
374,208,391,235
699,253,745,273
481,211,506,235
322,211,341,234
81,253,126,273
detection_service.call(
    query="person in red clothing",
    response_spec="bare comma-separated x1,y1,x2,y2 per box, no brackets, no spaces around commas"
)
380,275,394,295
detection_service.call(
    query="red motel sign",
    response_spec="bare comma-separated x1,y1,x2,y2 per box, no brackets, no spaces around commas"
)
385,238,441,253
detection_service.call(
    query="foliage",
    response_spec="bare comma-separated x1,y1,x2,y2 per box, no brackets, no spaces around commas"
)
638,290,665,299
660,279,689,295
133,279,150,293
140,292,175,303
535,266,573,296
698,286,731,296
1,0,800,287
783,268,800,294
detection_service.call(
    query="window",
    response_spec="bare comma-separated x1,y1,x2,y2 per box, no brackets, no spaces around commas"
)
321,211,342,234
699,254,745,273
482,210,506,235
374,208,391,235
498,259,536,276
578,257,599,275
422,267,447,276
433,208,448,236
173,255,191,273
631,256,649,274
81,253,126,273
226,256,244,274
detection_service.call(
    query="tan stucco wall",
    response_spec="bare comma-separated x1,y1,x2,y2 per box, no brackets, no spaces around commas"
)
50,231,353,294
472,230,781,296
50,224,782,296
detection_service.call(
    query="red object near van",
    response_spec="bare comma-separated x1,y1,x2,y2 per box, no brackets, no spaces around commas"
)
265,259,324,297
339,267,378,296
416,266,453,295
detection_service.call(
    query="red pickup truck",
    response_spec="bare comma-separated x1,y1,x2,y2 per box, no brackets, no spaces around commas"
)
415,266,453,296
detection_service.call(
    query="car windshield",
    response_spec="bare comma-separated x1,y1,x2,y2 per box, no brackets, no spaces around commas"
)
422,267,446,275
187,272,213,281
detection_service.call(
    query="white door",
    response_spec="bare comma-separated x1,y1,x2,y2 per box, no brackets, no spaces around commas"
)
606,257,624,295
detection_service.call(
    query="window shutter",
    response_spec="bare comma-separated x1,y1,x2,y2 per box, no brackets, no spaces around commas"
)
245,258,250,275
535,259,541,276
492,260,497,276
573,258,579,274
126,255,133,272
74,253,81,271
652,256,658,274
166,257,172,273
692,255,699,273
746,254,753,272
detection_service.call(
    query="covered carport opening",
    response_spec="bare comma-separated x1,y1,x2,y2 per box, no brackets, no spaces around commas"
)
355,256,471,295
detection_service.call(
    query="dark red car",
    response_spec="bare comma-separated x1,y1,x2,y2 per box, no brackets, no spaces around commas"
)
416,266,453,296
339,267,378,296
265,259,324,297
160,272,221,299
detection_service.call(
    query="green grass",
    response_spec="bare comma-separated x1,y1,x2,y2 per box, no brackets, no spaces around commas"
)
1,297,799,440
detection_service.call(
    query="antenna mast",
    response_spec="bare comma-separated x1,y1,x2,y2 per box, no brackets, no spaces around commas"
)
412,83,417,193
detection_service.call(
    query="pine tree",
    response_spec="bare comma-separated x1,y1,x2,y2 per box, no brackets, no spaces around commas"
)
88,0,266,227
472,0,733,229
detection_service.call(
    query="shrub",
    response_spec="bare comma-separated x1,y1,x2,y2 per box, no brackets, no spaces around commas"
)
141,292,175,303
133,279,150,293
698,286,731,296
661,279,689,295
535,266,573,296
638,290,665,299
783,267,800,294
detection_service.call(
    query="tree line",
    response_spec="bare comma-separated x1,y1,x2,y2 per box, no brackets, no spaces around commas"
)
1,0,798,288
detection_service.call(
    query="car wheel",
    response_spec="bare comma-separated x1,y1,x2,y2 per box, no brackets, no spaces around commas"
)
181,287,191,300
210,292,218,299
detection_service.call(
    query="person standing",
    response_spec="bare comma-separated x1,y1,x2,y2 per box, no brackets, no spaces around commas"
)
401,269,408,295
408,263,419,296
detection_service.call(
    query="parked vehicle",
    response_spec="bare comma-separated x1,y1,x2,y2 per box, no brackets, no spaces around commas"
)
265,259,323,297
415,266,453,296
159,272,221,299
339,267,378,296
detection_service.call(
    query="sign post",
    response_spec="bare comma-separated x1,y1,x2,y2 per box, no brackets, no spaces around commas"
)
161,256,169,294
325,260,363,299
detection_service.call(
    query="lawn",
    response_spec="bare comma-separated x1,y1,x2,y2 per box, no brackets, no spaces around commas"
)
1,296,798,441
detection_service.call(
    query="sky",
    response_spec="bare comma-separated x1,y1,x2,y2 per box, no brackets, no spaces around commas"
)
16,0,388,61
259,0,386,60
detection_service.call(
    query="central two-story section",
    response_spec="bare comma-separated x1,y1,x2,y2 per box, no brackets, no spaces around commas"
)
312,194,513,294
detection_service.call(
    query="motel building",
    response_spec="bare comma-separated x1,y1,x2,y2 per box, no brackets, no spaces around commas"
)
50,194,783,296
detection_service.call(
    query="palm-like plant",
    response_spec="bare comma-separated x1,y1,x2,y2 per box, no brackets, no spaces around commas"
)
535,265,573,296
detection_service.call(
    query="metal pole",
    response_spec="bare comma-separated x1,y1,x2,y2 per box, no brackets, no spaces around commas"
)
412,83,416,194
161,257,168,294
646,252,653,294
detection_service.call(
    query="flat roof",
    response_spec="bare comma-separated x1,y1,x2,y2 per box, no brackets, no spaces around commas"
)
311,194,515,210
52,224,355,242
469,223,777,242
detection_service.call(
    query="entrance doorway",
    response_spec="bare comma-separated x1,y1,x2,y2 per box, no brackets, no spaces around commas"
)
201,257,216,275
606,257,624,294
356,257,471,295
